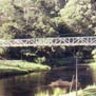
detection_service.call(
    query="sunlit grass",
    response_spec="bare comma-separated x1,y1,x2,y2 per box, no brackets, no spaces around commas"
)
64,85,96,96
0,60,51,73
35,90,50,96
35,85,96,96
52,88,66,96
88,62,96,83
35,88,66,96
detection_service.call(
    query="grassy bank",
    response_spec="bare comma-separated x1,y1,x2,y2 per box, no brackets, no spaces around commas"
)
35,85,96,96
0,60,50,74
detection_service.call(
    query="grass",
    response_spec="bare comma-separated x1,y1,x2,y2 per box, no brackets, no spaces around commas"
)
64,85,96,96
35,88,66,96
0,60,50,73
35,85,96,96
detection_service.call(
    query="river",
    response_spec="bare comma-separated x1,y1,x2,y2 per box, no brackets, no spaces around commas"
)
0,72,46,96
0,66,93,96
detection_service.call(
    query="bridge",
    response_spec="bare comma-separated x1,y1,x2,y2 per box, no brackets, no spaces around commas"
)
0,36,96,47
0,36,95,95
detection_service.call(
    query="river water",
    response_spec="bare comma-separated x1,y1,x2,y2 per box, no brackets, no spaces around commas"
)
0,66,93,96
0,72,46,96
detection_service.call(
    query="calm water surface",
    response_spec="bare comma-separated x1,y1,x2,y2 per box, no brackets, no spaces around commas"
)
0,67,93,96
0,73,46,96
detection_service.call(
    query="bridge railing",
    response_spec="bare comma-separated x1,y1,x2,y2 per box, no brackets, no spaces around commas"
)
0,36,96,47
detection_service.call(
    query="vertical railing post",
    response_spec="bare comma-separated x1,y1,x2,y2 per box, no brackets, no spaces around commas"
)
75,53,78,96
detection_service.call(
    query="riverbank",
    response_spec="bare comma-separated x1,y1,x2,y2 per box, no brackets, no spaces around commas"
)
0,60,50,75
63,85,96,96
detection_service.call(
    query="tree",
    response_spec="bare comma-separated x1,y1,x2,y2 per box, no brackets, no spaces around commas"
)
59,0,96,35
0,0,95,66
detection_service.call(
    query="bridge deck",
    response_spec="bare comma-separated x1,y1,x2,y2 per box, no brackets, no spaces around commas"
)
0,36,96,47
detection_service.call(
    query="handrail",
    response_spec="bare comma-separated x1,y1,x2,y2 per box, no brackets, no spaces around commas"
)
0,36,96,47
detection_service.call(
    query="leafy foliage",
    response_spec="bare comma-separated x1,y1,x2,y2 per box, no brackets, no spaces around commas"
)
0,0,95,66
59,0,96,35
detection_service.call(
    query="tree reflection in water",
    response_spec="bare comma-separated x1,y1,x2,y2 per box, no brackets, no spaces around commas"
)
0,72,46,96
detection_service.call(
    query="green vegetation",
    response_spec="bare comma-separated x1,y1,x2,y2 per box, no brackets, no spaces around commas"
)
35,88,66,96
59,0,96,35
0,60,50,73
35,85,96,96
0,0,96,73
0,1,96,96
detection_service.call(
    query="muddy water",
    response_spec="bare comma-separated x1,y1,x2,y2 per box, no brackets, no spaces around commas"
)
0,72,46,96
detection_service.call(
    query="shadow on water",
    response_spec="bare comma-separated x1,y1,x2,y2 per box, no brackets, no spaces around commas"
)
0,72,46,96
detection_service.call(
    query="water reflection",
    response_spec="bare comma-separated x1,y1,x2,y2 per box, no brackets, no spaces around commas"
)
0,80,5,96
0,67,93,96
0,72,46,96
